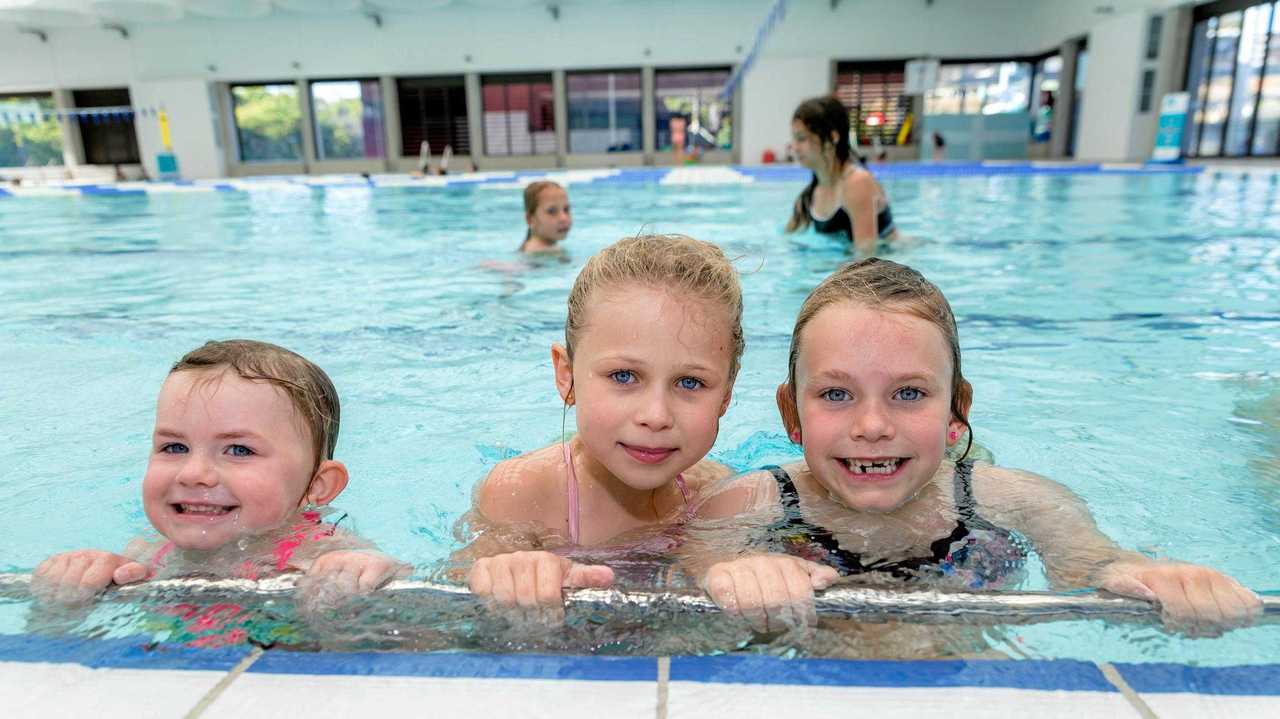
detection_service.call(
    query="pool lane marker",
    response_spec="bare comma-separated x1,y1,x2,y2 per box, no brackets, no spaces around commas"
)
1096,661,1159,719
184,645,265,719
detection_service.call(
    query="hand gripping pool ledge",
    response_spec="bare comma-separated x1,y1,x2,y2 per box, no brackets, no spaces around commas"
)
1,573,1276,627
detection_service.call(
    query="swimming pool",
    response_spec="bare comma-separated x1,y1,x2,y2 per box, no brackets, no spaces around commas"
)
0,165,1277,668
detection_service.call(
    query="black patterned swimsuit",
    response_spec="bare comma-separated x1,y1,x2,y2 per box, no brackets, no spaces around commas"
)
763,460,1028,589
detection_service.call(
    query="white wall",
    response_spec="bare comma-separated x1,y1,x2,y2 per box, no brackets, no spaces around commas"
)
0,0,1198,174
129,79,226,179
1076,12,1147,161
739,56,831,165
0,1,1112,90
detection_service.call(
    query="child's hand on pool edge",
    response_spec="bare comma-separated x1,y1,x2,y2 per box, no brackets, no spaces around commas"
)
32,549,150,604
304,550,409,595
469,550,614,615
702,554,839,633
1098,559,1262,635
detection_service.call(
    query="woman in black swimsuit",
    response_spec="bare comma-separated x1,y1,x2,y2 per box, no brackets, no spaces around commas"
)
785,96,898,255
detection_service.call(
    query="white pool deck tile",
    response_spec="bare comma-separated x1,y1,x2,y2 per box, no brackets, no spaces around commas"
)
206,674,658,718
667,683,1133,719
3,636,1280,719
0,661,229,719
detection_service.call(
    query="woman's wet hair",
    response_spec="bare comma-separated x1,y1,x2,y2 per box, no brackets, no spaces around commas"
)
786,95,865,234
565,234,745,383
170,339,341,468
785,258,974,459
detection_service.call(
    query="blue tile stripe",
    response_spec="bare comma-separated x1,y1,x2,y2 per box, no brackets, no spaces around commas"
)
1113,662,1280,696
670,655,1114,691
0,162,1209,200
0,633,251,671
249,651,657,681
2,633,1279,694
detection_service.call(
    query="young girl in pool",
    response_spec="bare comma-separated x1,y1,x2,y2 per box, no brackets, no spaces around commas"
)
701,258,1260,635
786,95,899,255
519,180,572,254
32,340,405,607
462,234,773,614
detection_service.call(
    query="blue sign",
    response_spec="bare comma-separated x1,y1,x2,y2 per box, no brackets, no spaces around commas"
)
1151,92,1189,163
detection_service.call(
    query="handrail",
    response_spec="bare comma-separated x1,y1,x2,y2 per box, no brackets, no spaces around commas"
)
2,572,1276,625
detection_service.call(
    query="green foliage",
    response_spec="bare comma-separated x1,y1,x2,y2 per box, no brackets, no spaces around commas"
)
232,85,302,162
0,97,64,167
315,97,364,160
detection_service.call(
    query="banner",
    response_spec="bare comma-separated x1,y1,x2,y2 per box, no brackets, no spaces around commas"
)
1151,92,1189,163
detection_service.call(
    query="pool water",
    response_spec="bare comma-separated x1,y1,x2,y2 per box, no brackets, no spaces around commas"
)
1,170,1277,664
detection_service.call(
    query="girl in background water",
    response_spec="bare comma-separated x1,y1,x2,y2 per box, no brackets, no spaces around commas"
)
520,180,573,254
786,96,900,256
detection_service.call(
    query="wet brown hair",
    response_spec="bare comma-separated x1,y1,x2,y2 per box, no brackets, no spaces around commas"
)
784,258,974,459
565,234,745,383
522,180,566,246
170,339,340,468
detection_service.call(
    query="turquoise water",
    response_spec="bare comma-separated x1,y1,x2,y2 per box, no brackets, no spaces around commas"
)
1,172,1278,662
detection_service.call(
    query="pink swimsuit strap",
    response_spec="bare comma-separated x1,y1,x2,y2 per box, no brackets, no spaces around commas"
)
563,441,693,545
148,511,333,579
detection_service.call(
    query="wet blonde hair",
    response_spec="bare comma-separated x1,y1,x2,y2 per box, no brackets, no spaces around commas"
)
565,234,745,382
785,258,974,458
170,339,341,468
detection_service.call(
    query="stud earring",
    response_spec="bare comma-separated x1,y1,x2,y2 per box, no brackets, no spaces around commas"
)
949,431,958,441
790,430,801,443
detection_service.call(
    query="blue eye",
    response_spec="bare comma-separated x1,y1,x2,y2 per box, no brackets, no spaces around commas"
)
160,442,188,454
610,370,636,385
895,387,924,401
677,377,704,391
821,388,850,402
226,444,254,457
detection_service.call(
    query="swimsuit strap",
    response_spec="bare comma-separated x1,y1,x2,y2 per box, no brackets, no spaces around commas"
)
149,541,176,573
674,473,694,520
564,443,695,545
952,459,999,532
563,440,580,545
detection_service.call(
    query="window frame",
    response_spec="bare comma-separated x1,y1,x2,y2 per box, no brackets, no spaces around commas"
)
480,72,557,157
565,67,644,155
228,81,305,164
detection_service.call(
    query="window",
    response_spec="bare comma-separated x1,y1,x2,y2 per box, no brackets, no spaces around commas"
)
566,69,642,153
310,79,384,161
1253,7,1280,154
1139,69,1158,113
72,88,139,165
834,62,908,146
1198,11,1243,156
0,93,63,167
231,83,303,162
398,76,469,157
1224,3,1272,155
1184,18,1214,157
654,67,732,151
482,73,555,156
924,62,1032,116
1030,55,1062,142
1146,15,1165,60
